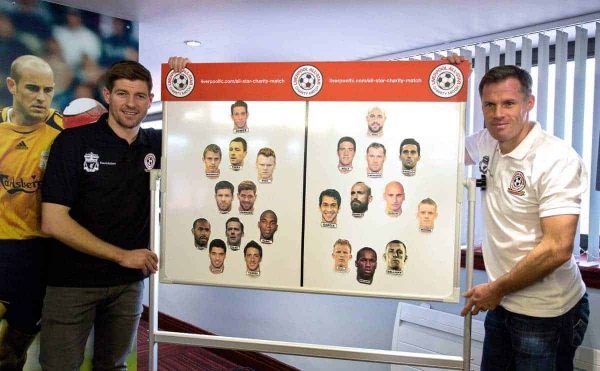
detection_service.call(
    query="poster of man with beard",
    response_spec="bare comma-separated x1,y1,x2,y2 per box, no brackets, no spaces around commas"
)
191,218,211,250
350,182,372,218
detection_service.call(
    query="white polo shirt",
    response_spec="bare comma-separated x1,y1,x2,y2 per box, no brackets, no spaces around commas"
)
466,122,587,317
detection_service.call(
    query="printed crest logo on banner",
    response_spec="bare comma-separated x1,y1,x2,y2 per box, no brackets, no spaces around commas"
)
429,64,463,98
166,68,195,98
144,153,156,171
291,65,323,98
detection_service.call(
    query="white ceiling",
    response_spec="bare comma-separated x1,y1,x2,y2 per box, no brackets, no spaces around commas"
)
47,0,600,98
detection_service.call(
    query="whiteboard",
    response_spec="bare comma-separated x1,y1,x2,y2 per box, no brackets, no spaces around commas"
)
160,61,468,302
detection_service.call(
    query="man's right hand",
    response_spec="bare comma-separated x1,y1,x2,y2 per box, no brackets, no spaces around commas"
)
118,249,159,274
168,56,190,73
445,54,467,64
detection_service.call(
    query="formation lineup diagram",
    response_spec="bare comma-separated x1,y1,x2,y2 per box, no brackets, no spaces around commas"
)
161,61,470,301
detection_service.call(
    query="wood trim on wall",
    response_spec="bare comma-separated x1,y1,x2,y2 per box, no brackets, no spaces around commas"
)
141,306,300,371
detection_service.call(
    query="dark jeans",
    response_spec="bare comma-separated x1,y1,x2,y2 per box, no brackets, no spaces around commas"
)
481,293,589,371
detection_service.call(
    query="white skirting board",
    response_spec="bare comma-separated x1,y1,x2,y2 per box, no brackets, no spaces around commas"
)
390,303,599,371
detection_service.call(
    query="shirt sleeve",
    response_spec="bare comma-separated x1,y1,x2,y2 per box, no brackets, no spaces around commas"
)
41,130,80,207
465,129,486,165
537,149,588,218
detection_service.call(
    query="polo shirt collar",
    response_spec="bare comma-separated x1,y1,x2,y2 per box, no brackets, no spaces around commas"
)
98,112,150,146
504,121,540,160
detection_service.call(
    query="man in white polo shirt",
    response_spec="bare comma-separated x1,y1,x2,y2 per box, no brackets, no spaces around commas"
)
462,64,588,369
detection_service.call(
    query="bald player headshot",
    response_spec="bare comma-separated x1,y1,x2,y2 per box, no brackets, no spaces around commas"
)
417,198,438,232
229,137,247,170
237,180,257,214
231,100,249,133
208,239,227,274
203,143,221,178
256,147,276,183
355,247,377,285
337,136,356,174
331,239,352,273
258,210,278,244
350,182,372,217
399,138,421,176
319,189,341,228
366,142,386,177
191,218,211,250
384,240,408,275
383,181,405,216
244,241,262,277
366,106,386,136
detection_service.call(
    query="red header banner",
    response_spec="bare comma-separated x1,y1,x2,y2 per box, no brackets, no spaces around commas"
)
161,61,471,102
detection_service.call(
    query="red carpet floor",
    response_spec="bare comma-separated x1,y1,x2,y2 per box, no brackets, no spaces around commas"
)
137,319,253,371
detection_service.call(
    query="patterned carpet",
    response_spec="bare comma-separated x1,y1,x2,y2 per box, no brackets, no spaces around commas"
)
137,319,253,371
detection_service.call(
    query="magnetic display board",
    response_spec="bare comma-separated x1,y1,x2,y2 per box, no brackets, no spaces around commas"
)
160,61,470,302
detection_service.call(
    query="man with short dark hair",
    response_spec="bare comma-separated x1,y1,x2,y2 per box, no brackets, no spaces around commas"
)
191,218,211,249
399,138,421,176
244,241,262,276
214,181,234,213
258,210,278,244
230,100,249,132
225,217,244,250
208,239,226,274
462,63,589,369
237,180,257,213
0,55,63,369
336,136,356,173
229,137,247,170
355,247,377,285
319,189,341,227
366,142,385,176
40,60,160,370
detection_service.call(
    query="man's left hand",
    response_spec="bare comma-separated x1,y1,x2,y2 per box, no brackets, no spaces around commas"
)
460,283,503,316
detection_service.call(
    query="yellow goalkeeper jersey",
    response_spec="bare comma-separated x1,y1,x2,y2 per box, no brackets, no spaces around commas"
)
0,107,63,239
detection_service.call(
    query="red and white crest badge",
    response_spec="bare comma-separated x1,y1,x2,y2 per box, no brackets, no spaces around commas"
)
507,171,526,196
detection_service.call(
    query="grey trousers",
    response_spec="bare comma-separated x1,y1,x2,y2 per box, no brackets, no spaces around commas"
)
39,281,144,371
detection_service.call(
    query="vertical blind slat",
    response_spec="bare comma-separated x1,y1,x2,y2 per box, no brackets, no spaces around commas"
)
474,46,486,134
573,26,588,154
521,36,533,72
572,27,588,256
537,33,550,130
489,43,500,68
554,30,568,139
505,40,516,65
588,24,600,262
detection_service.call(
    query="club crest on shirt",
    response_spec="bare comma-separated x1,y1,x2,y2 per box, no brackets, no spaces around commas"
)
83,152,99,173
144,153,156,171
507,171,526,196
479,155,489,174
